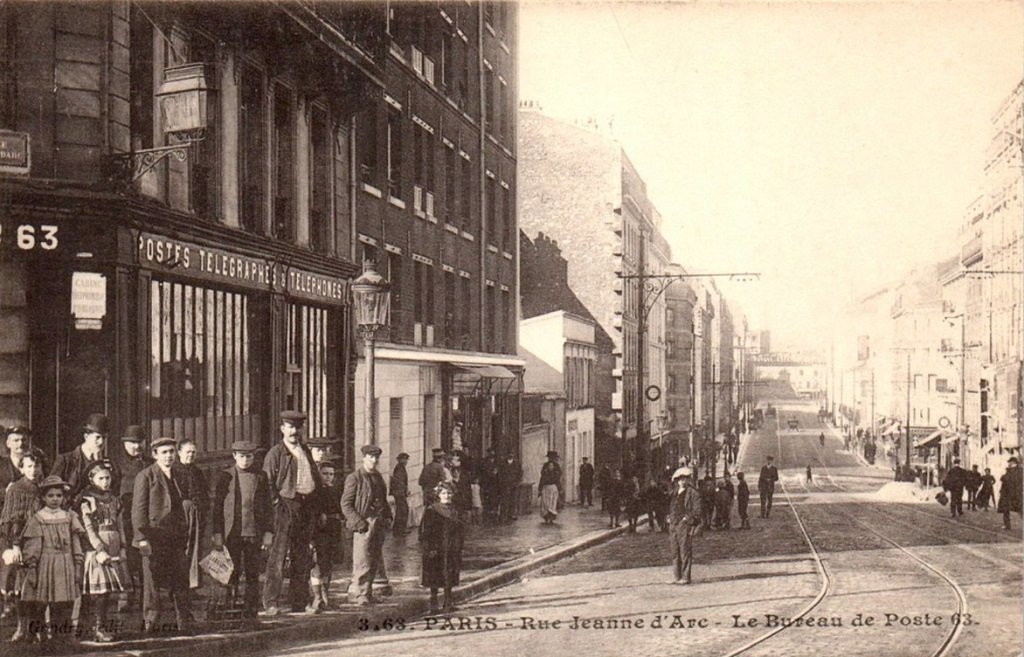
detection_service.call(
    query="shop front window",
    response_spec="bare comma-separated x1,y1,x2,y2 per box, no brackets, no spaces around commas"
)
149,280,259,452
286,303,331,439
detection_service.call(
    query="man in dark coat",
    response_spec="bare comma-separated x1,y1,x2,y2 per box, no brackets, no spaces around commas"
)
176,439,208,591
132,437,193,634
0,425,48,506
419,448,447,506
390,452,410,535
579,457,595,507
698,474,715,529
758,455,779,518
51,413,120,504
736,471,751,529
210,441,273,620
497,452,522,524
341,445,392,606
111,425,150,612
998,457,1022,530
942,458,968,517
597,465,612,512
261,410,322,616
478,448,500,523
667,466,701,584
965,464,982,511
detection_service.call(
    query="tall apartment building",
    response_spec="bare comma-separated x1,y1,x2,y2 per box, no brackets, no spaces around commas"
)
351,2,522,506
0,2,388,463
664,266,697,462
518,105,671,470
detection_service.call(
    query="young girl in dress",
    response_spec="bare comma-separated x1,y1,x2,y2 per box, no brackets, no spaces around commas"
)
78,460,130,642
20,476,86,645
419,481,464,613
0,453,43,642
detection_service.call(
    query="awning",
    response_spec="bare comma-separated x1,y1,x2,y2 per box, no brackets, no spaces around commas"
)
881,423,900,436
940,431,961,445
914,429,942,448
451,364,521,396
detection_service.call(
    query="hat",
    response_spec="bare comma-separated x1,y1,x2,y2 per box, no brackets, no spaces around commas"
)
121,425,146,443
38,475,71,494
5,424,30,437
1009,457,1019,465
396,452,410,460
672,466,692,480
546,450,559,459
317,458,339,470
360,444,383,457
83,413,109,435
280,410,307,425
151,437,176,451
84,459,114,482
306,436,338,447
231,440,258,453
432,448,446,457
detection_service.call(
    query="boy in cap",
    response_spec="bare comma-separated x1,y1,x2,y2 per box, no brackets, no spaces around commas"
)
211,441,273,622
308,458,343,613
262,410,321,615
341,445,392,606
667,466,701,584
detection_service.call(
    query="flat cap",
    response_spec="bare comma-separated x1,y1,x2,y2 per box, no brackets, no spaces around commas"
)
672,466,692,480
431,447,446,456
5,425,30,436
151,437,177,450
396,452,410,460
231,440,258,453
121,425,146,442
306,436,339,447
317,458,339,470
280,410,307,423
360,444,382,456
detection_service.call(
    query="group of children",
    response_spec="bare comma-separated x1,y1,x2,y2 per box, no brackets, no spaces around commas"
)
0,457,130,645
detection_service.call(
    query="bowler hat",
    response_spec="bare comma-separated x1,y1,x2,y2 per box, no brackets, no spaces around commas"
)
5,424,30,437
431,448,446,456
280,410,307,425
151,437,176,451
38,475,71,494
231,440,258,453
83,413,109,435
546,450,559,459
360,444,382,457
121,425,146,443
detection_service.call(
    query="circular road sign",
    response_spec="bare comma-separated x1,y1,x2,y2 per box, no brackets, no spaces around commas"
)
645,385,661,402
937,416,951,429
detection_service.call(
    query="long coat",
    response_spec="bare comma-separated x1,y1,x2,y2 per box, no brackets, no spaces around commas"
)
419,502,464,588
131,463,190,590
52,446,120,503
210,466,273,540
998,465,1022,514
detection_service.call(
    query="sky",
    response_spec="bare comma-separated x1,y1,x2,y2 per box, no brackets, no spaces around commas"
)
518,0,1024,352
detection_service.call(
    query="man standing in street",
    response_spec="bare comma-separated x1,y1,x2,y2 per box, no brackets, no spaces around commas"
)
52,413,120,503
112,425,150,612
667,466,701,584
341,445,392,606
736,471,751,529
965,464,982,511
943,458,968,518
390,453,410,535
479,448,500,523
497,451,522,524
132,437,193,634
998,457,1022,531
419,448,447,506
262,410,321,616
579,457,595,507
758,455,779,518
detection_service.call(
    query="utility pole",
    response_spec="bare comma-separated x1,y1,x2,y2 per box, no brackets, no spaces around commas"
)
636,228,647,476
905,350,912,472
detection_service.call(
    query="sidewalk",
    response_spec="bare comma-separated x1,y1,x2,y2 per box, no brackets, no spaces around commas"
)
11,504,620,657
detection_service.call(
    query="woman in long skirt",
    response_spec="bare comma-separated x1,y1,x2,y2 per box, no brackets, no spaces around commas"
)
538,452,562,525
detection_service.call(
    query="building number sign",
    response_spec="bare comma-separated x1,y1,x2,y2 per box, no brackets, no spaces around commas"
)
0,223,59,251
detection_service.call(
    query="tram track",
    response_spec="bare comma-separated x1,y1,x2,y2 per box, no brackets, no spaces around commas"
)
723,414,970,657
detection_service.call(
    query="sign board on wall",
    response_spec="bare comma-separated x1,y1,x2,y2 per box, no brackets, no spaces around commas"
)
71,272,107,330
0,130,30,175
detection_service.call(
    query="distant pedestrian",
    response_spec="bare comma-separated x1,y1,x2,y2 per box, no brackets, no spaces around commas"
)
497,452,522,524
819,433,825,447
942,459,967,518
478,448,499,524
965,465,982,511
470,477,483,525
623,471,642,533
539,452,562,524
758,456,779,518
736,471,751,529
606,470,624,528
419,449,447,507
642,478,669,532
699,474,715,529
713,478,733,529
579,458,595,507
806,464,813,484
998,457,1022,531
667,467,701,585
977,468,996,510
450,452,474,522
390,453,410,536
420,482,464,613
597,466,612,512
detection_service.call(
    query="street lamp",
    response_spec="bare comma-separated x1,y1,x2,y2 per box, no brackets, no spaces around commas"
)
352,260,391,446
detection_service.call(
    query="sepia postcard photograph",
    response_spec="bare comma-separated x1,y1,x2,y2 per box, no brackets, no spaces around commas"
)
0,1,1021,656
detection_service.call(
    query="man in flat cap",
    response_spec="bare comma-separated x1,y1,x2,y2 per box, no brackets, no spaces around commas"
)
112,425,151,611
341,445,392,606
667,466,702,584
262,410,321,615
132,437,193,633
52,413,120,504
211,441,273,622
419,447,447,506
390,453,411,536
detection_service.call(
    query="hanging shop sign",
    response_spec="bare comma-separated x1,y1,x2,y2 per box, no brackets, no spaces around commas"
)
0,130,30,175
137,232,348,305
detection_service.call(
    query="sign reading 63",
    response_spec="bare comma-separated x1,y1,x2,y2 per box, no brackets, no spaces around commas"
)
0,223,59,251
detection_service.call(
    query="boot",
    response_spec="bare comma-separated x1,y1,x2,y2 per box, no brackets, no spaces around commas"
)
306,584,323,614
93,597,114,642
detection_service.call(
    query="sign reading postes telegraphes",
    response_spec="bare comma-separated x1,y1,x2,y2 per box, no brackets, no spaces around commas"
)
136,232,349,305
71,272,107,330
0,130,30,175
